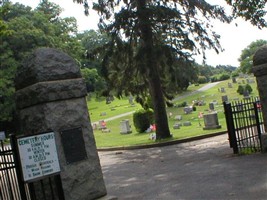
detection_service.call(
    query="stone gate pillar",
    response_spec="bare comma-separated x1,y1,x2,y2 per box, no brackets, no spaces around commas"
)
253,45,267,152
15,48,107,199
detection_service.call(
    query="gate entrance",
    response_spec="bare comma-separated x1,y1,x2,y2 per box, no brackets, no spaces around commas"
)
0,135,64,200
224,98,264,154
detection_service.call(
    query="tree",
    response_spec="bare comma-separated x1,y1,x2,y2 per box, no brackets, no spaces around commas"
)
239,40,267,74
81,68,106,95
0,1,84,132
74,0,233,139
225,0,267,28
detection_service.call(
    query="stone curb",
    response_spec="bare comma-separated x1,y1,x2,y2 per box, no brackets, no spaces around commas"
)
97,131,228,151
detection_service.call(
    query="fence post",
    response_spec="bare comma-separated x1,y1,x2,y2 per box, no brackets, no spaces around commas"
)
223,102,238,154
10,134,28,200
254,102,263,151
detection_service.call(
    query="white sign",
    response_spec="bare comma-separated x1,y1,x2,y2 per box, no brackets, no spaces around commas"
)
17,132,60,182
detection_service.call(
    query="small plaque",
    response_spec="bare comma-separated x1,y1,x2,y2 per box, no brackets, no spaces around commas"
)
60,127,87,164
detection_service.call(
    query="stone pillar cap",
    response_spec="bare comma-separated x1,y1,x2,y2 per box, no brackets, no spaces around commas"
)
15,48,82,90
252,45,267,76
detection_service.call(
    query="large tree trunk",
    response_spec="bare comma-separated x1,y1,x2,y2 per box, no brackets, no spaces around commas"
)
136,0,171,139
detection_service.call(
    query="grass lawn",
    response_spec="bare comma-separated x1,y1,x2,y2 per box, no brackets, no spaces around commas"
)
89,77,259,148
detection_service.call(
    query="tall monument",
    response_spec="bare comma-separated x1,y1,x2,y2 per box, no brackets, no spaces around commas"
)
15,48,107,199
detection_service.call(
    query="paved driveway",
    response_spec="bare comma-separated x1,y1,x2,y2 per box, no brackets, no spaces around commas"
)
99,134,267,200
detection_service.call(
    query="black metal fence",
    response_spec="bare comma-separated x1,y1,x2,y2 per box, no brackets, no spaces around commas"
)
224,97,263,154
0,135,64,200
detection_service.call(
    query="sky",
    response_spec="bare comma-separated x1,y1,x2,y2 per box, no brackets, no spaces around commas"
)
12,0,267,67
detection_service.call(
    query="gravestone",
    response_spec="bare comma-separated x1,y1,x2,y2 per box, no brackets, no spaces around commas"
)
209,102,215,111
174,115,182,121
183,121,192,126
252,45,267,152
243,90,250,99
120,119,132,134
129,95,134,104
232,77,237,83
203,112,221,130
15,48,107,200
228,83,232,88
220,87,225,93
100,112,107,116
184,106,193,114
221,95,228,103
173,124,180,129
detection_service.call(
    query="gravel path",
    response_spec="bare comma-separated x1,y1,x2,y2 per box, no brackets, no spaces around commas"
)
173,82,220,101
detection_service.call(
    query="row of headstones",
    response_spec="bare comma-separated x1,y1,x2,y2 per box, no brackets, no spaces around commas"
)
218,78,255,93
173,112,221,130
93,119,132,134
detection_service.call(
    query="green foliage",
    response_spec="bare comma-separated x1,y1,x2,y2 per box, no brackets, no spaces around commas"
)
176,102,187,108
210,76,218,83
81,68,106,94
0,1,84,130
225,0,267,28
74,0,236,139
133,109,154,133
210,72,231,83
239,40,267,74
231,71,239,77
198,76,208,84
219,73,230,81
245,84,253,94
237,84,253,95
237,85,244,95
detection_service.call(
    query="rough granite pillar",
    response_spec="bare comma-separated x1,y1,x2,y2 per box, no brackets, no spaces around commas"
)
15,48,107,199
252,45,267,152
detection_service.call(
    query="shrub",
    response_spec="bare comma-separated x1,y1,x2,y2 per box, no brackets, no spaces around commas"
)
133,109,154,133
245,84,253,94
219,73,230,81
237,84,253,95
198,76,208,84
237,85,244,95
210,76,218,83
176,101,187,107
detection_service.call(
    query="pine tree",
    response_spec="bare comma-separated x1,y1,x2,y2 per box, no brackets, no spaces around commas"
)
74,0,234,139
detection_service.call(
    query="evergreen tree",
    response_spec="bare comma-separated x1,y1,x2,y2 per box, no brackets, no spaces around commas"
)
75,0,233,139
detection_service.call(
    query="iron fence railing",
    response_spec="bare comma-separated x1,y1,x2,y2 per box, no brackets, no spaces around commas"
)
224,97,263,154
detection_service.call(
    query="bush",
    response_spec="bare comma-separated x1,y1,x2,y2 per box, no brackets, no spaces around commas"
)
176,101,187,107
245,84,253,94
210,76,218,83
237,84,253,95
198,76,208,84
133,109,154,133
237,85,244,95
219,73,230,81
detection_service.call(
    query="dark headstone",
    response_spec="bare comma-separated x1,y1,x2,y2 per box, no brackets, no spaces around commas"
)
209,103,215,110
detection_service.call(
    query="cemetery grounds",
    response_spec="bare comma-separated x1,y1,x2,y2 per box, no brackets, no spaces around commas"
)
87,77,258,148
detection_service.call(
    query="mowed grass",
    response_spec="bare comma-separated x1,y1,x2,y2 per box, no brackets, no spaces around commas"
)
87,96,142,123
89,77,259,148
